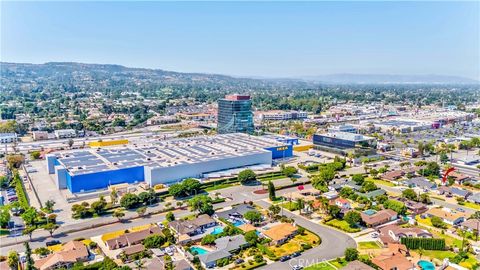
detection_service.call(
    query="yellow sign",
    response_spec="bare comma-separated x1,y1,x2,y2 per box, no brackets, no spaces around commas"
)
276,146,288,151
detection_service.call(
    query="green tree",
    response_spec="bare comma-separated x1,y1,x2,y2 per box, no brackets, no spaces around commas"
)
7,250,19,270
268,204,281,218
268,181,276,201
383,200,407,215
431,216,447,229
113,209,125,222
344,211,361,226
0,208,11,228
136,206,147,217
344,248,359,261
166,211,175,222
361,181,377,192
23,225,36,241
201,234,216,245
24,242,35,270
110,188,119,205
282,166,298,177
440,152,449,164
351,174,365,185
317,167,336,183
188,195,213,215
91,197,107,215
120,193,140,209
143,234,165,248
44,199,56,213
328,205,341,219
243,210,262,224
43,222,59,237
244,230,259,245
402,188,418,201
238,169,257,183
30,151,41,160
21,207,38,226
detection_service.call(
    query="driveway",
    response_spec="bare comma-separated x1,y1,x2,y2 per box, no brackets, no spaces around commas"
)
255,200,356,270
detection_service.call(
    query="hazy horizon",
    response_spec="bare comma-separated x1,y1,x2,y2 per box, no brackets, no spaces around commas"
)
1,1,479,80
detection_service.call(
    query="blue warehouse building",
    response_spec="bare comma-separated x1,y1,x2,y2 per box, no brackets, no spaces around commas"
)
47,133,292,193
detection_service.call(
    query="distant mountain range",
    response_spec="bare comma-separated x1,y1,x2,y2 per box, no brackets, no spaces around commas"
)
299,74,479,84
1,62,478,89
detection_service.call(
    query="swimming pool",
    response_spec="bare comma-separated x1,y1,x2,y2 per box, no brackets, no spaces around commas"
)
190,246,209,255
233,220,245,227
363,209,376,216
418,260,435,270
211,226,224,235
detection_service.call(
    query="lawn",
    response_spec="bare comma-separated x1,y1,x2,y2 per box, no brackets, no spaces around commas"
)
204,183,236,191
358,241,381,249
463,201,480,210
269,231,319,257
417,250,478,269
280,201,299,211
101,224,155,242
47,244,63,252
374,179,395,187
304,263,336,270
325,219,361,233
415,216,433,227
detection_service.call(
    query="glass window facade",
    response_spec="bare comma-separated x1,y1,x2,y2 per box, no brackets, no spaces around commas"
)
217,97,254,134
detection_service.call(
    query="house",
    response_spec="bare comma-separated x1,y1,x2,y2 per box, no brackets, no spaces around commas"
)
361,209,398,227
329,179,361,191
263,223,298,245
356,189,386,199
426,208,467,226
197,235,248,268
404,177,437,190
383,170,405,182
341,260,375,270
378,224,432,244
34,241,90,270
322,190,339,200
237,223,257,233
404,200,428,214
448,172,471,184
215,204,256,220
105,226,163,250
438,186,472,199
333,198,351,210
460,219,480,233
468,193,480,204
146,257,193,270
371,243,413,270
169,214,217,236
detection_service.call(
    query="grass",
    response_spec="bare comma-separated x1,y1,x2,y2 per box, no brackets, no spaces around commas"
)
280,201,299,211
325,219,361,233
417,250,478,269
463,201,480,210
358,241,382,249
101,224,155,242
204,183,236,191
304,263,336,270
374,179,395,187
81,239,93,246
269,231,319,257
415,216,433,227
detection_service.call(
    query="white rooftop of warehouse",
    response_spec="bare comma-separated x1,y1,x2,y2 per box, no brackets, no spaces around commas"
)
52,133,285,175
320,131,374,142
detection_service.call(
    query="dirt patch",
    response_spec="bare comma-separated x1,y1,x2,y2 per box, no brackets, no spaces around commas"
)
253,189,268,194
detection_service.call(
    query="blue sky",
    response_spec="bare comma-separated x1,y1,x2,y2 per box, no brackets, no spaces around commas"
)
1,1,479,79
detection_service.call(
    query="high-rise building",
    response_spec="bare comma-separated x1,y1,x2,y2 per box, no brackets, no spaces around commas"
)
217,94,254,134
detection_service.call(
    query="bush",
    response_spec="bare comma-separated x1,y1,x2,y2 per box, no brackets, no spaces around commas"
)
400,238,445,250
120,193,140,209
238,170,257,183
344,248,359,261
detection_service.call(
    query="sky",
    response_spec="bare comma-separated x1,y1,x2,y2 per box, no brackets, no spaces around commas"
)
1,1,479,80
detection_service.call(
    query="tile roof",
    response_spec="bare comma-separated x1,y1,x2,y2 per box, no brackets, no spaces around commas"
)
263,223,298,241
426,208,468,222
34,241,89,270
341,260,375,270
361,209,397,226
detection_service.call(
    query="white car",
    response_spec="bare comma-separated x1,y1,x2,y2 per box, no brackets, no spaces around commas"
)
370,232,379,238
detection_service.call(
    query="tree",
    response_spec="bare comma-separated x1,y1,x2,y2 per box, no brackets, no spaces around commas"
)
188,195,213,215
23,225,36,240
7,250,19,270
138,191,156,205
268,204,281,218
440,152,449,164
44,200,56,213
201,234,216,245
344,248,359,261
268,181,276,201
244,230,259,245
431,216,447,229
238,169,256,183
24,242,35,270
344,211,361,227
351,174,365,185
113,209,125,222
327,205,341,219
120,193,140,209
243,210,262,224
182,178,201,195
0,208,11,228
136,206,147,217
143,234,165,248
282,166,298,177
6,154,25,168
361,181,377,192
369,168,379,179
71,204,89,219
21,207,38,226
402,188,418,201
166,211,175,222
419,193,431,204
110,188,119,205
168,183,185,198
317,167,336,183
67,138,74,148
30,151,41,160
91,197,107,215
383,200,407,215
43,222,59,237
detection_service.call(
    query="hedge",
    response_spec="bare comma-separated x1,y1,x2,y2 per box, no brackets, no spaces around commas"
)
400,237,445,250
12,170,29,208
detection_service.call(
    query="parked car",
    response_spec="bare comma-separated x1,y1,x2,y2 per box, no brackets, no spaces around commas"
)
46,240,61,247
235,259,245,265
456,208,466,213
291,252,301,258
292,266,303,270
280,255,291,262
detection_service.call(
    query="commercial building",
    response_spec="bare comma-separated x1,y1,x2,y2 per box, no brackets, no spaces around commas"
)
46,133,293,193
328,124,357,133
0,133,17,144
312,131,376,155
54,129,77,139
217,94,254,134
32,131,49,141
256,110,308,121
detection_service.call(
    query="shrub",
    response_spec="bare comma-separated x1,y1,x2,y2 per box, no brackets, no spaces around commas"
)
400,238,445,250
